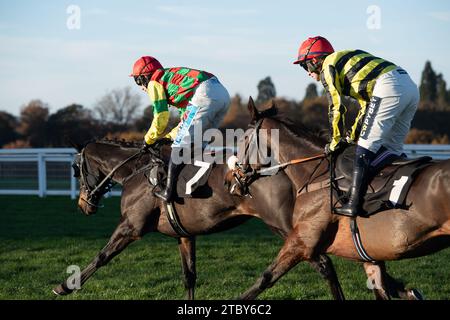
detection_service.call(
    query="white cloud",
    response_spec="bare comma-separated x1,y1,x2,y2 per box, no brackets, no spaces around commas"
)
84,8,108,16
0,35,151,114
428,11,450,22
180,34,289,63
157,5,258,17
0,22,14,30
119,16,172,27
0,35,120,63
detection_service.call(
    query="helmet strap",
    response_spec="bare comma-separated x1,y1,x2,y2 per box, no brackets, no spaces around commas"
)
303,36,322,61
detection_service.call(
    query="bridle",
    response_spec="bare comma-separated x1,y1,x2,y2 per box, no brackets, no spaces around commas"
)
72,149,112,208
233,117,327,195
73,146,144,208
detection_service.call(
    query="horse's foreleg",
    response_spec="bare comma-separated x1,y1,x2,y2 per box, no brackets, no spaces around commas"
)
178,236,196,300
309,254,345,300
53,218,138,296
237,229,305,300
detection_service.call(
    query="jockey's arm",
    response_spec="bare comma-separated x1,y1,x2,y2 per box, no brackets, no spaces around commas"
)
320,65,347,151
144,81,169,145
163,107,186,141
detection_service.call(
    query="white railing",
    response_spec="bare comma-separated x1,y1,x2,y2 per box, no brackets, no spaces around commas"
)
0,148,120,199
403,144,450,160
1,145,450,198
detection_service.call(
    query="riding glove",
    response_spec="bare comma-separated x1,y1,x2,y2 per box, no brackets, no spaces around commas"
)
324,140,347,156
141,141,151,153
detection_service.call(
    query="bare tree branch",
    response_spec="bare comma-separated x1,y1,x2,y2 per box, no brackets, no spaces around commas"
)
94,87,142,126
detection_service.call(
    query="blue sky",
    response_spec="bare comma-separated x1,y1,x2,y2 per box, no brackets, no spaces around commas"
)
1,0,450,116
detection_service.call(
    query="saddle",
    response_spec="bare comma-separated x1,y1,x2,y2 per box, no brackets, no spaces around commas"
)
142,141,217,238
147,161,214,198
146,149,225,198
331,145,433,216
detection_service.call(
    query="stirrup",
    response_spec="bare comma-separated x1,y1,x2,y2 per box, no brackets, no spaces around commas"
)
333,209,357,217
334,204,358,217
154,189,171,202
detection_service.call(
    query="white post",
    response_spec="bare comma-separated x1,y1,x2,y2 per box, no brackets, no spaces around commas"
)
37,152,47,197
70,154,77,200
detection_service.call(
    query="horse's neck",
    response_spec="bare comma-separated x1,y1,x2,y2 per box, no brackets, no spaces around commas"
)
88,144,138,183
275,128,326,191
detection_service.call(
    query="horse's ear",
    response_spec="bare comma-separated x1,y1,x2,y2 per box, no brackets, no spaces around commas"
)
258,99,278,118
247,96,259,121
65,135,84,152
269,99,276,109
268,99,278,114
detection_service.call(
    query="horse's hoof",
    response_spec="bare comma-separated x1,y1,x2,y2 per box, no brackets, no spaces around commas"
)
408,288,425,300
52,283,73,296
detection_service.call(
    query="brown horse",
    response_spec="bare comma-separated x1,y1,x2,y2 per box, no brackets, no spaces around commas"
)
52,138,348,299
237,98,450,300
53,122,420,300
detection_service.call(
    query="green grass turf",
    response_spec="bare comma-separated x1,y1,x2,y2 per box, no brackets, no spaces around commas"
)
0,195,449,300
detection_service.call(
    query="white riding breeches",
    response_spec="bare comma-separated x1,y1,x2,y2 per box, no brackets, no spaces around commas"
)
172,76,231,149
357,67,419,154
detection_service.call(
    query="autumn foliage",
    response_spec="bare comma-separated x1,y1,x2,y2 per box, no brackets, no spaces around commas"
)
1,61,450,148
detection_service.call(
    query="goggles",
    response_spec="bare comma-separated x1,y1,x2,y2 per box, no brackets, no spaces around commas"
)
134,75,147,86
299,59,320,74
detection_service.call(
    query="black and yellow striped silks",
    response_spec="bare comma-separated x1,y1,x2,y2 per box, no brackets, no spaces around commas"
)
320,50,396,150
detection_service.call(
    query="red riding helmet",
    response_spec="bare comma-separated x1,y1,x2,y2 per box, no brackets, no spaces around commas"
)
293,36,334,65
130,56,163,77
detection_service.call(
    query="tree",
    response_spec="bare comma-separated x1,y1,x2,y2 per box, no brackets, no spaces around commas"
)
0,111,18,148
256,77,276,105
134,105,155,133
420,61,437,103
46,104,98,147
303,83,318,101
94,87,142,126
436,73,449,110
221,94,251,129
17,100,49,147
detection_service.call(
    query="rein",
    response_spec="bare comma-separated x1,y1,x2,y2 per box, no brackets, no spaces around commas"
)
89,151,142,196
235,117,327,194
255,154,326,176
79,147,144,207
244,117,326,176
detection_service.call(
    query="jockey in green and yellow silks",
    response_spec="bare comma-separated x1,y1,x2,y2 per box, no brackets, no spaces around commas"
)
131,56,230,202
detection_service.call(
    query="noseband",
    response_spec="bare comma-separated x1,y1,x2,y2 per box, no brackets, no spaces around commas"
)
74,149,115,208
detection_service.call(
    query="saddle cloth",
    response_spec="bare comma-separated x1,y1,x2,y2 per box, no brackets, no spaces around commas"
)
147,161,214,198
176,161,214,198
333,145,433,216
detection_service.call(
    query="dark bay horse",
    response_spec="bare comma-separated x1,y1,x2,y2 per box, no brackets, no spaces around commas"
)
237,98,450,300
53,139,347,299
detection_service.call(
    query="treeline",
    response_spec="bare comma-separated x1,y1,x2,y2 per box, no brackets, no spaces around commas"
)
222,61,450,145
0,88,163,148
1,61,450,148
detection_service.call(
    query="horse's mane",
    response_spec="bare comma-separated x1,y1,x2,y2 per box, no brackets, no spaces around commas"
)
95,138,141,149
261,108,327,148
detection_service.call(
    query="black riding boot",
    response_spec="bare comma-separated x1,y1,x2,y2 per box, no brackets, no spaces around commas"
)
154,160,181,202
334,150,372,217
